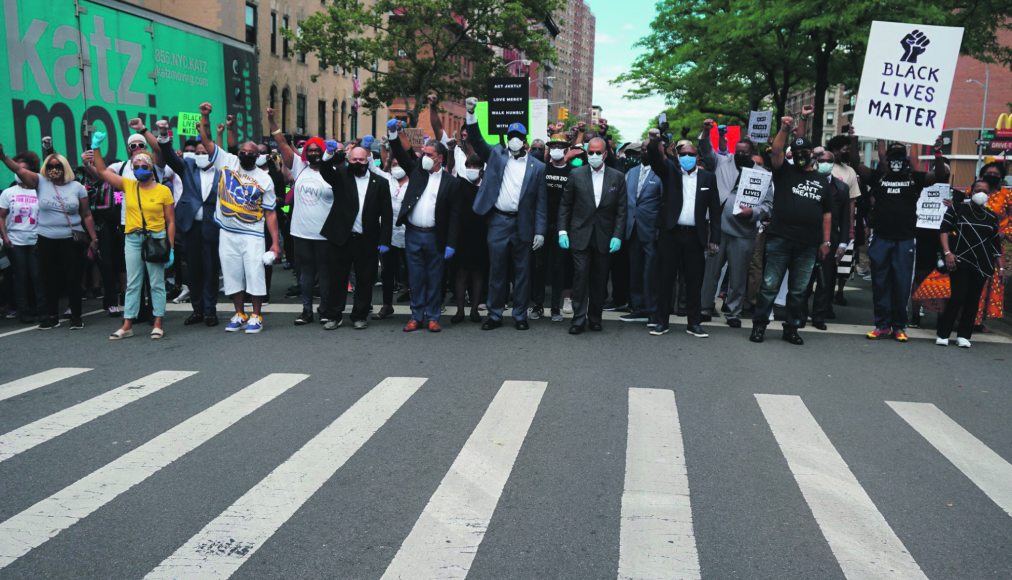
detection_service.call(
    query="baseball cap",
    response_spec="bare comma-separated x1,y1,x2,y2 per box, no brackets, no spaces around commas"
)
507,122,527,136
791,136,813,151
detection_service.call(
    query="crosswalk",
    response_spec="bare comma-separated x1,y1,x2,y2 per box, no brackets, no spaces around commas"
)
0,368,1009,578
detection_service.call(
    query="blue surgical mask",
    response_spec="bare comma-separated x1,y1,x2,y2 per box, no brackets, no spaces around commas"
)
134,168,154,182
817,162,833,175
679,155,696,172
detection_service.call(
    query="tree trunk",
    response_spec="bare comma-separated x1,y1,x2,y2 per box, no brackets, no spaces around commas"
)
811,33,837,146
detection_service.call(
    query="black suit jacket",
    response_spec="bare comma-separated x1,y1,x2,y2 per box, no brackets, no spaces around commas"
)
318,161,392,248
558,165,628,253
390,137,460,251
646,139,722,247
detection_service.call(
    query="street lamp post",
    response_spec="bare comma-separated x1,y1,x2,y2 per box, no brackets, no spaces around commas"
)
505,59,532,76
966,63,990,173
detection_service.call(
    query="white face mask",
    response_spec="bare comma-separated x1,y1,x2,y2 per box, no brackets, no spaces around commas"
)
191,154,210,168
421,155,435,171
971,191,989,206
255,154,268,168
391,166,406,180
183,152,195,161
465,168,481,183
549,148,565,161
508,137,524,152
588,153,604,169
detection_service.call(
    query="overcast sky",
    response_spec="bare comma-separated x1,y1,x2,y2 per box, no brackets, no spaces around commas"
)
585,0,668,140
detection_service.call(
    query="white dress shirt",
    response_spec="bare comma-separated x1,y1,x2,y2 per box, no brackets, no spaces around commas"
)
591,165,606,207
195,167,216,221
352,173,369,234
677,168,697,226
495,155,526,212
410,169,441,228
637,165,651,199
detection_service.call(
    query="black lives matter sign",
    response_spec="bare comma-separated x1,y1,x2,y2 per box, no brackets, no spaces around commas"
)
487,77,529,135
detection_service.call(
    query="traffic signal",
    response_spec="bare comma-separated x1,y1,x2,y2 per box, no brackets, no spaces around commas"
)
558,107,569,121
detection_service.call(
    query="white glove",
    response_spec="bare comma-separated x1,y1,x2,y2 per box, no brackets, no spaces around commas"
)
532,234,544,251
465,97,477,114
262,251,276,266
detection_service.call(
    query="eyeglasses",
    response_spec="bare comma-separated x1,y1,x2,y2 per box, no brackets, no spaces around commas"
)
128,142,147,150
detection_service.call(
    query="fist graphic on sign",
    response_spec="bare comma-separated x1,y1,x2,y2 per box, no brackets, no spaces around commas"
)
900,29,930,63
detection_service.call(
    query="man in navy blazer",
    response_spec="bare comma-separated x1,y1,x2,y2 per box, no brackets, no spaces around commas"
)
646,132,722,337
157,128,221,327
464,97,547,330
621,142,663,325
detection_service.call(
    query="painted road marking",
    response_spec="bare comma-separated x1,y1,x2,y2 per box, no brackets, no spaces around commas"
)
0,368,91,403
619,388,700,579
756,394,926,579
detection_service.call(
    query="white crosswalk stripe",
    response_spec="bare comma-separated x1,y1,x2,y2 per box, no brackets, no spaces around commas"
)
0,371,197,464
0,373,308,570
756,394,926,580
381,380,547,579
0,367,91,403
146,376,426,579
619,388,700,580
888,401,1012,517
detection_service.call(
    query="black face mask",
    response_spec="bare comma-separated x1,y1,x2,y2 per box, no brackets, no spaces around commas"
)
734,152,753,169
794,151,812,167
350,162,368,177
306,153,323,166
982,174,1001,189
238,153,257,170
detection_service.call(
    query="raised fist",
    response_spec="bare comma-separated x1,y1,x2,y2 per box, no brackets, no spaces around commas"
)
81,150,95,164
128,118,146,132
703,118,714,130
427,93,438,105
648,127,661,140
226,114,235,127
41,136,53,148
577,121,587,129
781,116,794,128
900,29,930,64
217,123,225,133
266,108,275,122
801,104,814,117
199,102,212,115
465,97,477,114
155,120,169,135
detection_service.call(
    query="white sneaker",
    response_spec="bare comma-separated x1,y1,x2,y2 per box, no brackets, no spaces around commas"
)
956,337,971,348
935,337,949,346
562,297,573,315
172,285,191,304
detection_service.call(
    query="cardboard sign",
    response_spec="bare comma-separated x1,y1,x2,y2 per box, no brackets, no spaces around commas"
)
853,21,964,145
732,167,772,215
177,112,201,136
915,183,952,229
747,111,772,143
487,77,529,135
401,128,426,150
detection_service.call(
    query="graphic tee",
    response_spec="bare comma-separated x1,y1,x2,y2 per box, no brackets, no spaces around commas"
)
289,156,335,241
545,162,573,227
0,185,40,245
870,169,926,240
212,149,276,237
35,174,87,240
768,164,832,245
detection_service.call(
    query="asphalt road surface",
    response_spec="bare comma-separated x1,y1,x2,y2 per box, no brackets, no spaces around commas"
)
0,279,1009,579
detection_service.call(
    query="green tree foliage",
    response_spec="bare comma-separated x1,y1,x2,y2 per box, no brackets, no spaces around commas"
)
294,0,561,127
618,0,1011,145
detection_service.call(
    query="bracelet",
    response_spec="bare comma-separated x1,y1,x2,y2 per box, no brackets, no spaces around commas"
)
271,129,282,136
944,251,952,256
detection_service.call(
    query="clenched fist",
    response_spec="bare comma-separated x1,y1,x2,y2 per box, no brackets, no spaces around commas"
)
199,102,212,115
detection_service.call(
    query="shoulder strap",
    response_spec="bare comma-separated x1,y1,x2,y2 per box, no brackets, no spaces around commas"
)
52,184,75,230
135,181,148,232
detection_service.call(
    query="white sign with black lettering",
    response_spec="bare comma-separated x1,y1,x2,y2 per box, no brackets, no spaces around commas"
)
732,167,772,215
747,111,772,143
853,21,963,145
915,183,952,229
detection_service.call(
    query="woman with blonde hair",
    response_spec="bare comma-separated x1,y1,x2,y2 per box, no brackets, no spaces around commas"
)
0,144,98,330
86,141,176,340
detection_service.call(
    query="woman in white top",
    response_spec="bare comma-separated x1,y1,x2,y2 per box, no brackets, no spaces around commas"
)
0,151,45,323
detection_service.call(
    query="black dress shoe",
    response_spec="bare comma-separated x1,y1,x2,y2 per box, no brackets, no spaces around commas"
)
812,320,828,330
726,318,742,328
515,319,530,330
782,327,805,345
205,315,219,327
481,318,503,330
375,305,395,319
184,312,204,325
749,324,766,343
589,321,603,331
451,312,465,324
470,311,482,323
569,324,585,335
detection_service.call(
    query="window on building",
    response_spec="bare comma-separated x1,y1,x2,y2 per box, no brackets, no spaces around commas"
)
826,111,835,124
270,12,277,55
318,100,327,137
828,92,836,105
340,101,347,141
269,85,277,109
281,88,291,133
296,94,307,134
297,23,306,64
245,3,257,45
332,100,340,138
282,15,290,58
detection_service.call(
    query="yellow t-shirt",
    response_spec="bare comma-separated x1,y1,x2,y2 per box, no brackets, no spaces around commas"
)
123,178,174,234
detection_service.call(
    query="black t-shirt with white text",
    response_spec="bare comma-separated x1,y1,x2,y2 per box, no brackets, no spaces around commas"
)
870,169,927,240
545,162,573,227
768,164,833,245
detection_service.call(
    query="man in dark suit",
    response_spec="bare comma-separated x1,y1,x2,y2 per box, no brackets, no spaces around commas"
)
464,97,547,330
620,142,663,325
387,120,459,332
646,132,722,337
558,138,627,333
319,145,392,330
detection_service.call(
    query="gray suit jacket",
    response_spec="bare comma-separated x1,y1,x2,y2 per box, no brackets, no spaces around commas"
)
625,164,663,242
558,165,628,253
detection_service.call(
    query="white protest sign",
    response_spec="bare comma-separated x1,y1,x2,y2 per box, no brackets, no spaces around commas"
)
747,111,772,143
915,183,952,229
732,167,772,215
530,99,548,144
853,21,963,145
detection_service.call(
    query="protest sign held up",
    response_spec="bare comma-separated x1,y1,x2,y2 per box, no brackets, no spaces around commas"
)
732,167,771,215
853,21,963,145
747,111,772,143
915,183,952,229
177,112,202,137
487,77,530,135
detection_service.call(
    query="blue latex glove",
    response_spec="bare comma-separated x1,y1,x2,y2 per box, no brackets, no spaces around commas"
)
325,139,339,153
361,135,375,149
387,119,400,133
90,131,107,149
378,244,390,254
609,237,621,253
559,233,570,250
166,248,174,269
444,246,455,260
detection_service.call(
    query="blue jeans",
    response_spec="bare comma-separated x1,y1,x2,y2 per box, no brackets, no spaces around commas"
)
753,235,818,328
868,236,916,330
124,231,167,320
405,228,444,322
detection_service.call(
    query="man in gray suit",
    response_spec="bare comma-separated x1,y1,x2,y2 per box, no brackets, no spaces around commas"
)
619,142,663,325
558,138,628,334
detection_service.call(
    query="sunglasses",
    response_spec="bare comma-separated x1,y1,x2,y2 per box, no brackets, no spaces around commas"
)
134,164,152,171
129,142,147,150
46,164,63,170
